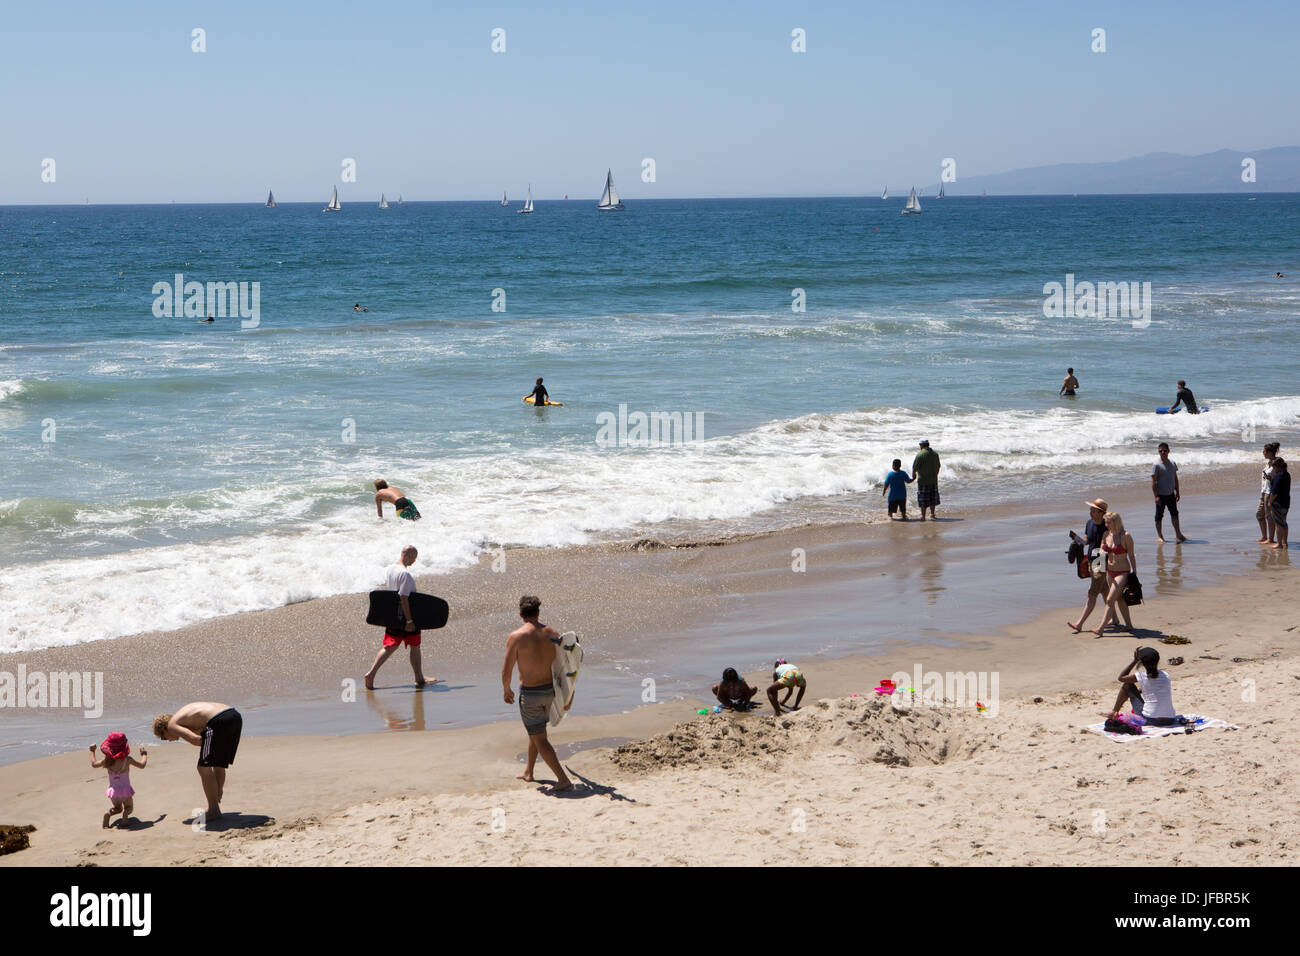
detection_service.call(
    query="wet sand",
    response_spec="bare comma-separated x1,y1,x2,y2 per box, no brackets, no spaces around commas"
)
0,462,1282,766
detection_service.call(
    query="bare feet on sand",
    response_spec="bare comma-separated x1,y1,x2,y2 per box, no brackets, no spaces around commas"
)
1067,620,1084,633
516,771,535,782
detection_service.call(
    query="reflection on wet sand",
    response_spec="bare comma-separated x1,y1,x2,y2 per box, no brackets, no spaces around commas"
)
365,682,469,731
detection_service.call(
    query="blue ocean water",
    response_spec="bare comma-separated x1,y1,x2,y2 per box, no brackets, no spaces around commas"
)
1,195,1297,650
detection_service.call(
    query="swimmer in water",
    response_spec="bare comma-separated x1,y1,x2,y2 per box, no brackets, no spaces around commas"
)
1169,380,1199,415
527,377,549,406
1060,367,1079,397
374,479,421,521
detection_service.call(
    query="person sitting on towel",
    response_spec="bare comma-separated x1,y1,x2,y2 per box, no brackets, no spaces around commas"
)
1107,646,1181,726
712,668,758,710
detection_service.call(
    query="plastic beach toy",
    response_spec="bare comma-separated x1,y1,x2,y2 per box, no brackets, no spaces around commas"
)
713,706,723,713
697,709,709,715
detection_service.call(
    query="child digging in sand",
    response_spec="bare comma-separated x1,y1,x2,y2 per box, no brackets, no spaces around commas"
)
90,732,147,829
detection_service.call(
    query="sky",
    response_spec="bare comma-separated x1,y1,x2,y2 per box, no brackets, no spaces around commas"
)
2,0,1298,203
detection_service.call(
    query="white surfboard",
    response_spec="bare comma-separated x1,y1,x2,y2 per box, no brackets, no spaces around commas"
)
548,631,582,726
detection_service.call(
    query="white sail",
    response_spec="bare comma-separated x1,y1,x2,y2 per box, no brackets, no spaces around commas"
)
398,195,403,204
501,191,509,206
518,185,534,213
881,186,888,200
598,169,624,209
324,186,341,212
902,187,921,214
266,190,276,208
379,193,389,209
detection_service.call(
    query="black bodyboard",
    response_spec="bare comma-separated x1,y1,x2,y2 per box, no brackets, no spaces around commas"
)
366,591,450,631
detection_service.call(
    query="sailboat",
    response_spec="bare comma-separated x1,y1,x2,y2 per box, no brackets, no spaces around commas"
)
597,169,625,211
901,187,922,215
937,182,945,199
397,195,403,205
501,191,509,207
266,190,277,208
323,186,341,212
517,185,534,214
379,193,389,209
881,186,888,200
982,189,987,198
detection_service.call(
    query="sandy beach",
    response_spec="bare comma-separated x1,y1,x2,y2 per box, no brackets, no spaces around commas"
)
3,463,1295,867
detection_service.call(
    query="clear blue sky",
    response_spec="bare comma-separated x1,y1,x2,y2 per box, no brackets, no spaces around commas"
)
3,0,1297,203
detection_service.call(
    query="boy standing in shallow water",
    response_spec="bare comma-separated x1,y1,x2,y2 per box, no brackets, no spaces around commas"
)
882,458,914,520
502,595,573,792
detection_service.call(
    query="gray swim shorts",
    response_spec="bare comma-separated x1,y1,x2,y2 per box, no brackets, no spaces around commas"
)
518,683,554,735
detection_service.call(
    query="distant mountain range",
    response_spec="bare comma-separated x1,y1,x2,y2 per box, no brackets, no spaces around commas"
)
923,147,1300,196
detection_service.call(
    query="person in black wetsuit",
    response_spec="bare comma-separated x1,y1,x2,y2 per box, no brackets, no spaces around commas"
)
529,377,549,406
1169,380,1199,414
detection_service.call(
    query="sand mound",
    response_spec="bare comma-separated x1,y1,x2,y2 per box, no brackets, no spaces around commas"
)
611,695,983,774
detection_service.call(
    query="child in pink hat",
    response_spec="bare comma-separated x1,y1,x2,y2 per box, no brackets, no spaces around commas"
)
89,732,148,829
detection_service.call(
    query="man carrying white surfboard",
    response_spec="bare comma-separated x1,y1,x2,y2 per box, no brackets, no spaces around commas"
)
502,595,574,792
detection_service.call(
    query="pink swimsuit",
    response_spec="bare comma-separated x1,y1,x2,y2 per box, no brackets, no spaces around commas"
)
106,768,134,803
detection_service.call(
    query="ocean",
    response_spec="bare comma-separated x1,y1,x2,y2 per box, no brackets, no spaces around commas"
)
2,194,1298,653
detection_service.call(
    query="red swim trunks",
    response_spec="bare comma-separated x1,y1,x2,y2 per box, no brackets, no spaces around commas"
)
382,630,422,648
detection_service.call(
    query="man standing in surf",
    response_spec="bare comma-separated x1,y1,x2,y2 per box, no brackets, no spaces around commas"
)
502,595,573,792
912,439,942,521
374,478,421,520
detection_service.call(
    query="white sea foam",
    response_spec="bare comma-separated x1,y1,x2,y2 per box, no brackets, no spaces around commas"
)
0,379,28,401
3,396,1297,652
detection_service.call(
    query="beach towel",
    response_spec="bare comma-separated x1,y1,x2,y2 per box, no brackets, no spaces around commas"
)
1085,714,1237,741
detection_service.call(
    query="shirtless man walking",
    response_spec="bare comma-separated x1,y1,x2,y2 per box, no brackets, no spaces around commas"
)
153,702,242,821
374,478,421,521
501,595,573,792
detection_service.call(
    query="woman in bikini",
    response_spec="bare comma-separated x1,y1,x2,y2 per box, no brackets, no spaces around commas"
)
1094,511,1136,636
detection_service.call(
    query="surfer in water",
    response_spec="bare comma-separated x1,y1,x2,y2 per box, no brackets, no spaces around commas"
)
502,595,573,792
1168,380,1199,414
528,377,550,406
1060,368,1079,397
374,479,421,520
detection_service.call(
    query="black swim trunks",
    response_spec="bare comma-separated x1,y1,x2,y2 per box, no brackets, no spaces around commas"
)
197,708,243,768
1155,493,1179,522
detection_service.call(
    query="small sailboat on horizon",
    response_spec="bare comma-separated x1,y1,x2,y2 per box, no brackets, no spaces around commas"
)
501,190,509,207
597,169,625,211
265,190,277,208
518,185,534,214
379,193,389,209
937,182,945,199
323,185,342,212
881,186,888,200
901,186,922,215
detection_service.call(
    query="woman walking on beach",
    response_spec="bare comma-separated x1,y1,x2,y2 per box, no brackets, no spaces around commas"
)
1094,511,1136,637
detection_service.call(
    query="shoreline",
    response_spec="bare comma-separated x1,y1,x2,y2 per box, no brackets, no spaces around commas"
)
0,459,1283,766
